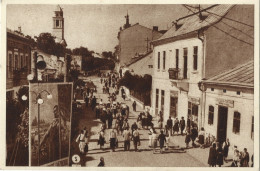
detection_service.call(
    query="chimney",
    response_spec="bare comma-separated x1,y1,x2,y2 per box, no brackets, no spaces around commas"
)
153,26,158,31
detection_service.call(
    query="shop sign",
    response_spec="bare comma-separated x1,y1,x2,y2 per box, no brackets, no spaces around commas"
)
216,98,234,108
170,91,178,97
188,96,200,105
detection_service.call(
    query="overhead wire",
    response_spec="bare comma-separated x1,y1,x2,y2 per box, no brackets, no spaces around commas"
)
184,4,254,28
182,5,254,46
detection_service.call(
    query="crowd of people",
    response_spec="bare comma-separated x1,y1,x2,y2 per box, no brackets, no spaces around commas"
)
74,70,253,167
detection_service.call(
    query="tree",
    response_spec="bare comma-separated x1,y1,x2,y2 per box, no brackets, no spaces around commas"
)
35,32,66,57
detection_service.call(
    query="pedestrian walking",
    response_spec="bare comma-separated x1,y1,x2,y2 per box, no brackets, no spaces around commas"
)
122,128,131,151
132,101,137,112
85,95,89,107
98,130,105,150
198,127,205,148
137,113,142,129
241,148,249,167
131,122,138,135
216,142,224,167
223,138,230,162
151,130,158,154
76,130,87,154
158,130,166,153
164,125,170,149
91,96,97,111
179,117,185,135
109,129,117,152
232,149,240,167
173,117,179,135
208,143,217,167
185,131,191,148
132,128,140,152
190,126,198,147
97,157,105,167
166,116,173,136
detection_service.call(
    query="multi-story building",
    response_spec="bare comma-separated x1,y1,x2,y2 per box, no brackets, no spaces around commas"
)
6,27,33,99
151,4,254,131
202,60,254,155
117,12,164,68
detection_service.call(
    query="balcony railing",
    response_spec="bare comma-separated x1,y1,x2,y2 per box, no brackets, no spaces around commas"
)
168,68,181,80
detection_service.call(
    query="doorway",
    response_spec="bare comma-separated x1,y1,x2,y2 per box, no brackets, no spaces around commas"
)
170,96,178,118
217,106,228,144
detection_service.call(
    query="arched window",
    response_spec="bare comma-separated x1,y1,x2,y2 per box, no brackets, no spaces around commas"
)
208,105,214,125
233,112,241,134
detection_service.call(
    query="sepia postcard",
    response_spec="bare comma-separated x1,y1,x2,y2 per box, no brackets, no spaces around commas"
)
0,0,259,170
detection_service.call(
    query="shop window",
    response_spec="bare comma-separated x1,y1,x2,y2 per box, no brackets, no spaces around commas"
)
237,91,241,95
251,116,254,139
208,105,214,125
233,112,241,134
223,89,226,93
211,88,214,91
193,46,198,70
163,51,166,70
157,52,160,70
188,101,198,127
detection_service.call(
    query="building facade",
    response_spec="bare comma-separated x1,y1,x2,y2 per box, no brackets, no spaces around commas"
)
6,28,32,99
117,13,163,67
202,60,254,155
151,4,254,131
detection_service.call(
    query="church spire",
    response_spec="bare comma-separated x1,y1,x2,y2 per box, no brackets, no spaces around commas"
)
123,11,131,29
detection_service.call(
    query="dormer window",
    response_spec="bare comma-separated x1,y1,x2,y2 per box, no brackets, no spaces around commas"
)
173,20,184,30
199,11,209,21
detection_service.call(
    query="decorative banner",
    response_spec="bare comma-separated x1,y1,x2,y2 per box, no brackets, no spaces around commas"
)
188,96,200,105
216,98,234,108
29,83,72,166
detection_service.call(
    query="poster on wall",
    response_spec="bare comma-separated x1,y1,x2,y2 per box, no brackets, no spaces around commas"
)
29,83,73,166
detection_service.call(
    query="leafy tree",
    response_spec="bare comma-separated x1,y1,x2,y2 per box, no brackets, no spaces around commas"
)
35,32,66,57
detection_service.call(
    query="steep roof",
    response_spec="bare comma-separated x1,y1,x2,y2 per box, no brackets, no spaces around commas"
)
153,4,234,43
126,51,152,67
203,60,254,88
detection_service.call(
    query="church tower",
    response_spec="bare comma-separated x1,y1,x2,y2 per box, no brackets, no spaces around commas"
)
52,5,64,44
123,11,131,29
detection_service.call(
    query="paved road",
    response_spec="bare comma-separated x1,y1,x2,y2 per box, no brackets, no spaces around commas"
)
70,75,232,167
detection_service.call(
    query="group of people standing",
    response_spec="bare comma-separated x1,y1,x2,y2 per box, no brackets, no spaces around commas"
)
208,139,252,167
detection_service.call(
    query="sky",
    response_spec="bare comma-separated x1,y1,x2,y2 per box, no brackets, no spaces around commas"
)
6,4,191,53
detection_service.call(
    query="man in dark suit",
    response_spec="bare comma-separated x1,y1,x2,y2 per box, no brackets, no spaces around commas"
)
180,117,186,135
166,116,173,136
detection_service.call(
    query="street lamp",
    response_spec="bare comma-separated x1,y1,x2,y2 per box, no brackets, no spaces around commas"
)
22,90,52,166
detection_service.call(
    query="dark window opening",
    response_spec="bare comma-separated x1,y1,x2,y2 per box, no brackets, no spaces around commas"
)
233,112,241,134
193,46,198,70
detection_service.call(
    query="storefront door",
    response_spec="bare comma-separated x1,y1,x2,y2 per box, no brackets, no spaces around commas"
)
217,106,228,144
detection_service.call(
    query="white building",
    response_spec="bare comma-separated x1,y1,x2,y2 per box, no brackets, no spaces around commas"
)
151,4,254,132
202,60,254,155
